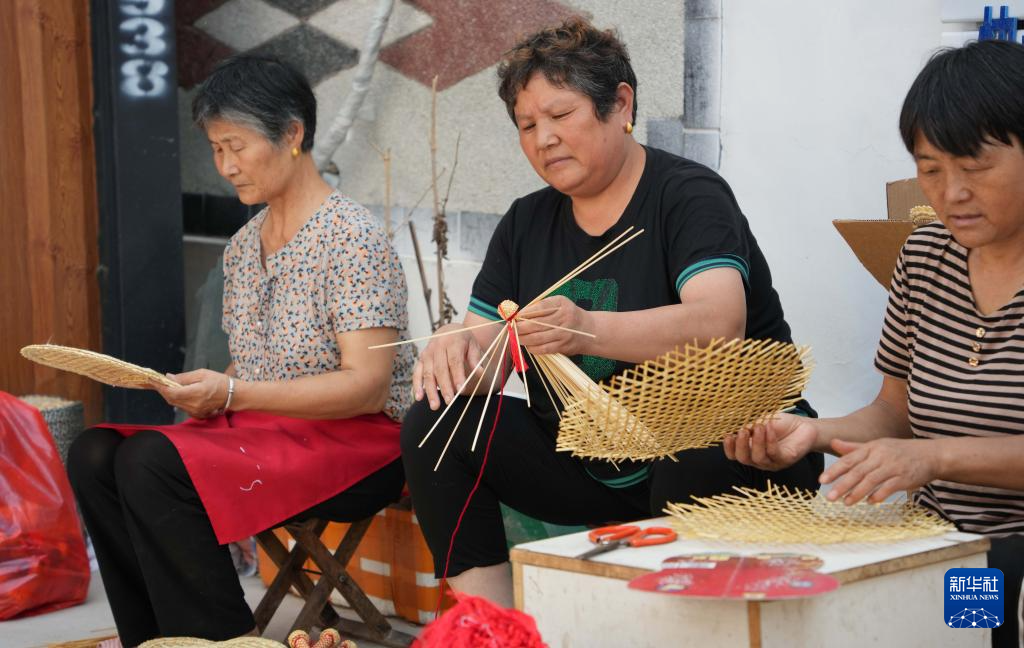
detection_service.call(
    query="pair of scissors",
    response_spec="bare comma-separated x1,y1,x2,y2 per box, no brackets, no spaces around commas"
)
576,525,678,560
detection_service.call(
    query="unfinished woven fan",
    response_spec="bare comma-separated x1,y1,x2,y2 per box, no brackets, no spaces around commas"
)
555,338,812,462
20,344,179,389
665,482,954,544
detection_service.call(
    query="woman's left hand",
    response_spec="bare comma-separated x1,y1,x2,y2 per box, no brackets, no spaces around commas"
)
515,296,594,356
821,437,940,505
152,369,231,419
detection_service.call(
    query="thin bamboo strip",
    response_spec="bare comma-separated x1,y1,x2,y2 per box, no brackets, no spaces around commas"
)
526,226,637,310
469,332,511,453
368,318,503,348
432,326,507,470
47,636,118,648
524,348,559,417
418,324,508,447
516,318,596,338
527,228,645,309
511,320,531,408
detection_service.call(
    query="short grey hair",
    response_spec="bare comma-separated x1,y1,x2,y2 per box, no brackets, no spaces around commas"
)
192,55,317,151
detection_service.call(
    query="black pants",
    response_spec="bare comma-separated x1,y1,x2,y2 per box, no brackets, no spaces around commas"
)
67,428,404,647
989,534,1024,648
401,396,822,578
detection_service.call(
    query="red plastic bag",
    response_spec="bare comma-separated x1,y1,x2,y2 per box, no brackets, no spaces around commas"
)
0,390,89,619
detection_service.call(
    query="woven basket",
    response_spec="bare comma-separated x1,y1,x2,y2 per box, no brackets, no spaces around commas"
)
20,394,84,466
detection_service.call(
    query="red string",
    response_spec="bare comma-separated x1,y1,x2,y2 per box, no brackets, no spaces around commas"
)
501,307,528,372
435,328,511,617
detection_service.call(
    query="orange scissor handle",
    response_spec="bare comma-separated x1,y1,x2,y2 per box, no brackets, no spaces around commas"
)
587,525,640,544
626,526,677,547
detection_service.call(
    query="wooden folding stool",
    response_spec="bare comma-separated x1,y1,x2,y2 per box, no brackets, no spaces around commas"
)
254,515,415,647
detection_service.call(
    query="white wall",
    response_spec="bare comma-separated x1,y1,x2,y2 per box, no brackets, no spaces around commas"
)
718,0,944,416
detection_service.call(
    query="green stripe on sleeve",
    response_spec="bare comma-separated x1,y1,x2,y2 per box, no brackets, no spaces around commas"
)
675,255,750,294
468,296,502,321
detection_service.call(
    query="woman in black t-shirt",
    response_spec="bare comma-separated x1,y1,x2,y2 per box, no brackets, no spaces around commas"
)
400,17,820,605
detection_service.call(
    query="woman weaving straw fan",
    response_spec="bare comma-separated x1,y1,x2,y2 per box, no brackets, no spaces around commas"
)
726,40,1024,648
67,56,414,647
400,17,821,607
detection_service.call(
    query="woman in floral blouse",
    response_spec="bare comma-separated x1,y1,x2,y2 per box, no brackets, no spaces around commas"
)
67,56,414,647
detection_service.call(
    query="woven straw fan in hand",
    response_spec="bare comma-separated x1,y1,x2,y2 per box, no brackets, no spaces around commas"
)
557,337,813,463
20,344,180,389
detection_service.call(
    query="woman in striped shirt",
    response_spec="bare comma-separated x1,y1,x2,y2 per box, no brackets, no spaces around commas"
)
726,40,1024,648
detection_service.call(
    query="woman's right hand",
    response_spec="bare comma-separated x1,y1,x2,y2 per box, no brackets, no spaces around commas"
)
724,412,820,471
414,323,484,410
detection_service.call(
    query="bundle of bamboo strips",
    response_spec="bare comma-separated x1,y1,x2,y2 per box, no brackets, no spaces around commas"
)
374,227,645,470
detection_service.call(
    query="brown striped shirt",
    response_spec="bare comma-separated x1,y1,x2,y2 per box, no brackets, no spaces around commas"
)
875,223,1024,536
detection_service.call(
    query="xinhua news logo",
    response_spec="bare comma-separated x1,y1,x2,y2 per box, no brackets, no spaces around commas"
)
945,568,1003,629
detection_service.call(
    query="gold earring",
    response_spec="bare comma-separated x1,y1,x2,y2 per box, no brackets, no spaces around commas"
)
624,121,634,134
291,147,300,158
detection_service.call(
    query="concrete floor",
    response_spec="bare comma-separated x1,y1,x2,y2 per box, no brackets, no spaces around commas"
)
1,572,422,648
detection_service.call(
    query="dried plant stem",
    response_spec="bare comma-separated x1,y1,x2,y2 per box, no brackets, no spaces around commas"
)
370,140,393,238
429,76,446,328
442,132,462,216
408,222,435,327
390,166,446,235
383,147,392,237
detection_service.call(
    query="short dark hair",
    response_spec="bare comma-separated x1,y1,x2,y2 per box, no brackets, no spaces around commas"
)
192,55,317,151
899,40,1024,157
497,16,638,125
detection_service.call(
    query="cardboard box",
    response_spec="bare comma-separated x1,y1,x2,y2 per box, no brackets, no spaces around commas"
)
833,178,931,288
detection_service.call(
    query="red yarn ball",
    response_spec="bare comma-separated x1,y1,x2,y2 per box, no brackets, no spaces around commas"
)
414,592,548,648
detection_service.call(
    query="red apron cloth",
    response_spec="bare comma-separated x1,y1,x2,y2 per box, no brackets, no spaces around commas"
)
98,411,401,544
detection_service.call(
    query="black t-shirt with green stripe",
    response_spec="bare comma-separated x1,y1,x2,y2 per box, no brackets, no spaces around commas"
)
469,146,809,484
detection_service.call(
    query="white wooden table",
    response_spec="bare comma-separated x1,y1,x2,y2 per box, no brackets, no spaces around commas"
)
511,518,990,647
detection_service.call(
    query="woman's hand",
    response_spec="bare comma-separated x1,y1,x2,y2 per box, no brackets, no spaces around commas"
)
820,438,940,504
724,413,819,471
516,296,593,356
414,324,484,410
153,369,231,419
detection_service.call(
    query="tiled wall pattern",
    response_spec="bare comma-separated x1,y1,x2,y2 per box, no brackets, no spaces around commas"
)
176,0,686,335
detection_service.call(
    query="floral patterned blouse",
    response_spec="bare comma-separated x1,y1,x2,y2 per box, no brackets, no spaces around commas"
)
222,191,414,421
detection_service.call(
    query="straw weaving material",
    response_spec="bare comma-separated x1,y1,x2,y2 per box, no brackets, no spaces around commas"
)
47,636,118,648
556,338,812,462
21,344,179,389
664,482,954,544
138,637,286,648
909,205,937,225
